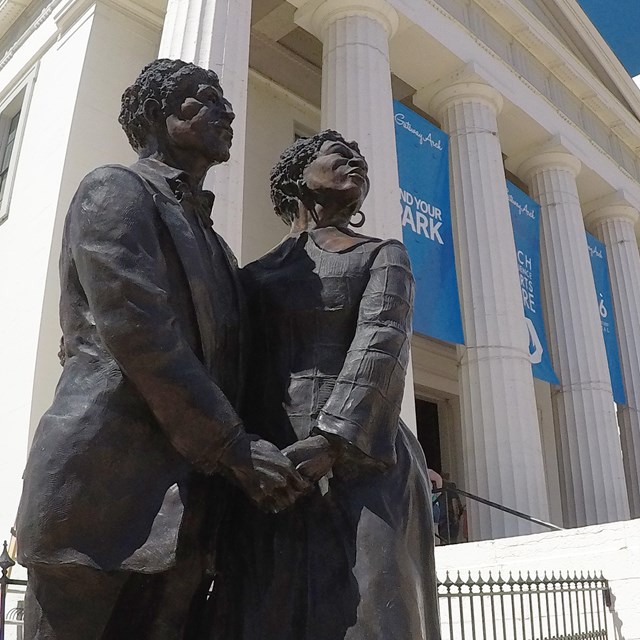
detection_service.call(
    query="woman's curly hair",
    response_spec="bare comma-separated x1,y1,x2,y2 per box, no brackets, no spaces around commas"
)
270,130,363,224
119,58,221,153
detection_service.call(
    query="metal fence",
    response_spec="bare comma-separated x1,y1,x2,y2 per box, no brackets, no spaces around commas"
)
438,570,614,640
2,585,25,640
0,538,616,640
1,542,26,640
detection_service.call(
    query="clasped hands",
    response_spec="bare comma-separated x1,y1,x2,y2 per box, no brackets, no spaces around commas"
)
221,432,338,513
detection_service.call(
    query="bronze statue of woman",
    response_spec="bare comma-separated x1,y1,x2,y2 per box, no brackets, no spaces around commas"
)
206,130,441,640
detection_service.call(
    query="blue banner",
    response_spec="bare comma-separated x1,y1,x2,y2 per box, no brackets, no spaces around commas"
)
586,233,626,405
507,182,559,385
393,100,464,344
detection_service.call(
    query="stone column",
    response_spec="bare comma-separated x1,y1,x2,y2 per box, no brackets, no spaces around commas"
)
294,0,418,431
159,0,251,257
294,0,401,241
519,147,630,526
416,69,550,540
586,196,640,517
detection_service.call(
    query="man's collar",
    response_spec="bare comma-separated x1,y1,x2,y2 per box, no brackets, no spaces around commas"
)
131,157,215,220
133,157,189,183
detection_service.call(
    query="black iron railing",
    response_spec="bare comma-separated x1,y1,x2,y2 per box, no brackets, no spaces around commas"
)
1,541,26,640
433,487,563,545
438,570,613,640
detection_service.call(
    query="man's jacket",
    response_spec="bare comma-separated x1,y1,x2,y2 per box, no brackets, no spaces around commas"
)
16,158,246,572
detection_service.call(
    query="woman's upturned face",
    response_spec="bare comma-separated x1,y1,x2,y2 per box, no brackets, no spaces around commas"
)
301,139,370,218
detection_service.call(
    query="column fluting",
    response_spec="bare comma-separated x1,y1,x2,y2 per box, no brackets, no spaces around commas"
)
586,201,640,517
159,0,251,257
520,152,630,526
296,0,401,241
425,80,551,540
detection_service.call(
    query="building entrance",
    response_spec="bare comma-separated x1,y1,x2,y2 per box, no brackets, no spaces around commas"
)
415,398,442,473
415,397,466,543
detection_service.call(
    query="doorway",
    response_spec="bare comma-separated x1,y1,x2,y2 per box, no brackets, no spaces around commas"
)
415,398,442,473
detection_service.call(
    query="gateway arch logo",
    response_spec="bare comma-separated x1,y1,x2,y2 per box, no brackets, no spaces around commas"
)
526,317,543,365
394,112,444,150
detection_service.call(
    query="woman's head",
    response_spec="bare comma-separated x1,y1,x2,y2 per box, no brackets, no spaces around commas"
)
270,130,370,226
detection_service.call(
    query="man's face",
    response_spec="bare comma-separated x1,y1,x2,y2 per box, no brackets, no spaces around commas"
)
164,81,235,166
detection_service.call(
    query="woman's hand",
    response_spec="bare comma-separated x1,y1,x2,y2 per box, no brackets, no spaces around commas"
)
220,434,310,512
282,435,338,484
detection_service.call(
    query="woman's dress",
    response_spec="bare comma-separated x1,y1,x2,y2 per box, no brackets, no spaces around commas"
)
211,227,440,640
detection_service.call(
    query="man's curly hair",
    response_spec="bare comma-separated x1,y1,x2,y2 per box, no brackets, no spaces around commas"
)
270,130,363,225
119,58,221,153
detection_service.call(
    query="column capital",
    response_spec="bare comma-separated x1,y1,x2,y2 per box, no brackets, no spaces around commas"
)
516,136,582,182
293,0,399,40
584,190,640,230
415,63,503,119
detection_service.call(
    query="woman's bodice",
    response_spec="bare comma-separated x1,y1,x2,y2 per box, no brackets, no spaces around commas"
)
242,232,378,446
241,227,414,468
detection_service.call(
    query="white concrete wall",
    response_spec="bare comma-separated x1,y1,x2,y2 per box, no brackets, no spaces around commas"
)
436,519,640,639
29,2,161,438
0,2,96,544
241,70,320,265
0,0,161,540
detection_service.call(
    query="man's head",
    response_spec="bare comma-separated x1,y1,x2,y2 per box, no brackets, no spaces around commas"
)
119,59,234,168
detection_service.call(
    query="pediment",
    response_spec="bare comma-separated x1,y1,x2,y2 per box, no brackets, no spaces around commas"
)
519,0,640,119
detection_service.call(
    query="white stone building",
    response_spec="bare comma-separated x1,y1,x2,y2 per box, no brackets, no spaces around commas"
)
1,0,640,547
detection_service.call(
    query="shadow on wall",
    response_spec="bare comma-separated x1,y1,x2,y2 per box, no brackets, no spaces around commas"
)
610,589,624,640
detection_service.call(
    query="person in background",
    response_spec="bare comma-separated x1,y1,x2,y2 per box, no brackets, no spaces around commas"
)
428,468,443,539
439,472,464,544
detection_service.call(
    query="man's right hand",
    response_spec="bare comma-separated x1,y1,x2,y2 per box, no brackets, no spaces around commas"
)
220,434,310,513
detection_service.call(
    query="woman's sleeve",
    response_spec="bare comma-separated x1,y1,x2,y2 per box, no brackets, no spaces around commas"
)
315,239,415,468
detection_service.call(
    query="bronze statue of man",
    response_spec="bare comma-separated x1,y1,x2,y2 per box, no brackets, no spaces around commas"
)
15,58,308,640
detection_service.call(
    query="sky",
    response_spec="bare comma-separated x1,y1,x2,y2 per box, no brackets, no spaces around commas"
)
577,0,640,84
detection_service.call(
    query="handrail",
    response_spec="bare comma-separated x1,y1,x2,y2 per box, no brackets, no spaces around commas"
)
434,486,564,532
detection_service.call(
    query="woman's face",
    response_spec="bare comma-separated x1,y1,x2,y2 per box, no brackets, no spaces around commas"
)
301,139,370,219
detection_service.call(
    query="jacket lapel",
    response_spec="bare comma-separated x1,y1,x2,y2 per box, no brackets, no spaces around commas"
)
152,190,218,373
129,159,244,388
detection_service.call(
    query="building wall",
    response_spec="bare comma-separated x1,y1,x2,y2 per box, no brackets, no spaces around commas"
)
29,2,161,438
0,0,161,539
241,70,320,265
0,2,96,542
